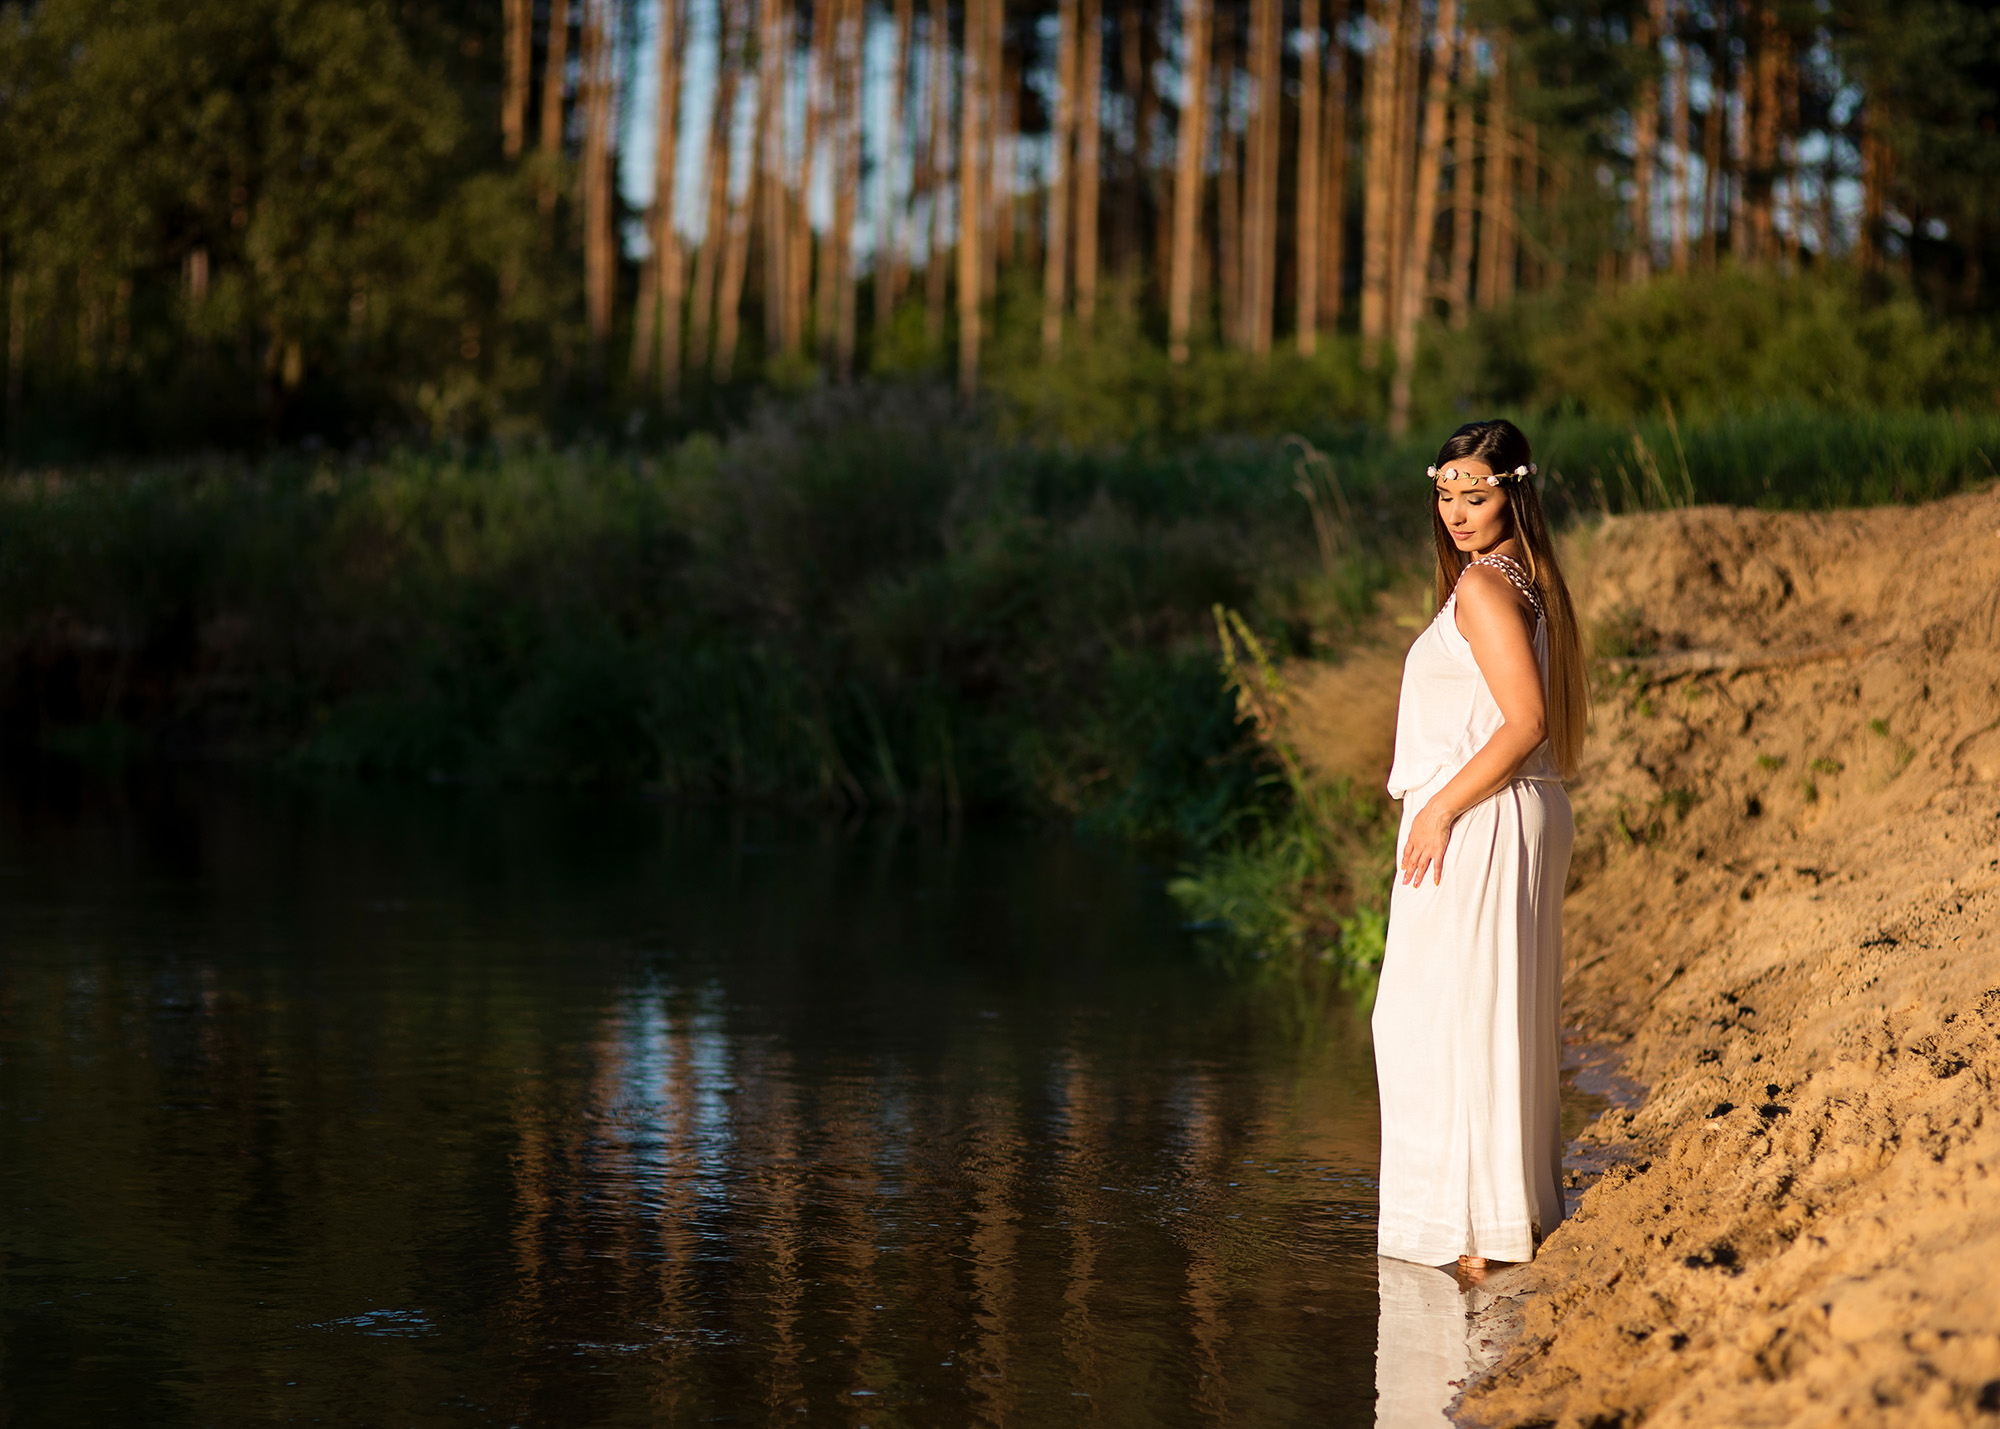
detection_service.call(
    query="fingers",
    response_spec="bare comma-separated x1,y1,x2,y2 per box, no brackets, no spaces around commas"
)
1399,839,1447,887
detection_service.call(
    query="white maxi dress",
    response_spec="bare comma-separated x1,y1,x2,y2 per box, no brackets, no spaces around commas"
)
1374,551,1571,1266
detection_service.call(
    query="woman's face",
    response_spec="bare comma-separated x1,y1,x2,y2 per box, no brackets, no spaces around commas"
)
1434,460,1514,556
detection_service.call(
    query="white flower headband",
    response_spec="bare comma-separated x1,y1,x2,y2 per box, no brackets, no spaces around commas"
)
1428,462,1536,486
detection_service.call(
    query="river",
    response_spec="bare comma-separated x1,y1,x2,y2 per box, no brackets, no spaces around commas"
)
0,766,1520,1426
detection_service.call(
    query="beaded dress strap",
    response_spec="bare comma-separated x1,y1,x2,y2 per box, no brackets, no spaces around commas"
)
1467,551,1544,621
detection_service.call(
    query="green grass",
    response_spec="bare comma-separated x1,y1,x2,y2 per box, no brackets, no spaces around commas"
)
1533,408,2000,515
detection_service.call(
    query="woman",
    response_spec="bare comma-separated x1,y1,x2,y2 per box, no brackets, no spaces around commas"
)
1374,418,1588,1272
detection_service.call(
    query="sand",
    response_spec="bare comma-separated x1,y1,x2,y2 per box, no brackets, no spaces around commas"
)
1297,487,2000,1426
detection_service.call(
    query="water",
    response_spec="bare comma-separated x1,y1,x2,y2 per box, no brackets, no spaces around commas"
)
0,769,1398,1426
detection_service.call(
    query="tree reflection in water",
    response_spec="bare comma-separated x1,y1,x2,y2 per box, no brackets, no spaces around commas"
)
0,769,1397,1426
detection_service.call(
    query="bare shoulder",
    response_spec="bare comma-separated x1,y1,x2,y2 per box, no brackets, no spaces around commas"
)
1453,565,1536,634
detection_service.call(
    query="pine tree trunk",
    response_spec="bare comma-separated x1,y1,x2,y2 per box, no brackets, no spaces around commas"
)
746,0,778,352
1479,42,1512,310
1668,5,1689,273
813,0,839,367
634,0,686,394
1117,0,1146,289
958,0,987,396
1751,6,1777,263
996,42,1019,274
1385,0,1418,334
690,2,744,374
1243,0,1279,354
716,17,763,382
834,0,863,381
1319,1,1346,326
1357,0,1399,365
1779,29,1799,268
662,0,688,399
1387,0,1454,436
631,248,660,385
925,0,951,350
981,0,1007,304
540,0,572,155
762,0,793,354
504,0,532,159
1448,50,1473,329
1294,0,1320,354
538,0,573,219
1043,0,1077,353
879,0,916,336
581,0,616,388
1629,0,1660,282
1074,0,1103,327
659,220,686,405
791,0,819,358
1732,4,1754,259
1216,7,1240,347
1236,0,1256,349
1143,3,1172,302
1166,0,1209,362
1701,6,1726,267
911,0,937,272
795,0,822,361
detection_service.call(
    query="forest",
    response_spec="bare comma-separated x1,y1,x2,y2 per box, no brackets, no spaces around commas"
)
2,0,1996,450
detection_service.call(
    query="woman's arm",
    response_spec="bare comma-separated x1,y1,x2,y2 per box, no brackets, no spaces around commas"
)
1398,566,1549,887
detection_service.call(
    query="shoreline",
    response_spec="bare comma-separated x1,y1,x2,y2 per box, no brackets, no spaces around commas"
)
1454,490,2000,1426
1289,489,2000,1426
1443,1033,1651,1420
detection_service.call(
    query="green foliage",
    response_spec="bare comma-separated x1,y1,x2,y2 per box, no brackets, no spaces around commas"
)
2,0,1998,459
985,305,1390,448
966,268,2000,464
1167,784,1398,978
1527,406,2000,514
1509,269,1984,419
0,0,569,452
0,390,1411,853
1833,0,2000,312
1164,609,1399,977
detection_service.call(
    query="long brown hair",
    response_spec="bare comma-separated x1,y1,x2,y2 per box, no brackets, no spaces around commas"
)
1429,419,1588,777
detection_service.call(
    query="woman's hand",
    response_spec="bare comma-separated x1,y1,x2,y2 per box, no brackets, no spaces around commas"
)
1400,794,1460,887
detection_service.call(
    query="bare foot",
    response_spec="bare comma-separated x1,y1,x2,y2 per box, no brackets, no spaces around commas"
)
1454,1254,1515,1288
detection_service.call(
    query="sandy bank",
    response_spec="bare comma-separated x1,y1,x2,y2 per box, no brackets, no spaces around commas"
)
1302,487,2000,1425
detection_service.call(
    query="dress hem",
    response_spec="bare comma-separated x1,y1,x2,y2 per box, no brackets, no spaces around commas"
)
1376,1234,1538,1266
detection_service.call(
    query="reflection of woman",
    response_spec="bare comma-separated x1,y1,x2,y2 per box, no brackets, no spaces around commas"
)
1373,1256,1492,1428
1374,419,1587,1273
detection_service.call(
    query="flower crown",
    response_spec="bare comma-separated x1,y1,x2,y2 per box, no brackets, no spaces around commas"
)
1428,462,1537,486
